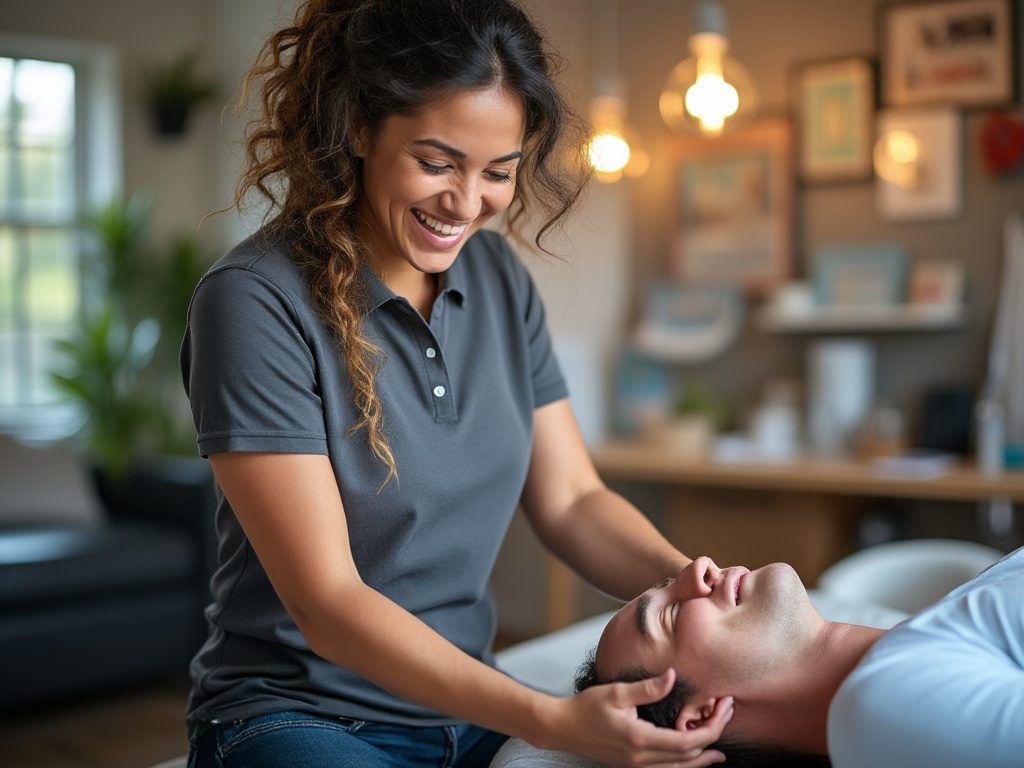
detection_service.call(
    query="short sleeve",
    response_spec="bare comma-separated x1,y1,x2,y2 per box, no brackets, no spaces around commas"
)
504,242,569,409
828,632,1024,767
180,267,328,458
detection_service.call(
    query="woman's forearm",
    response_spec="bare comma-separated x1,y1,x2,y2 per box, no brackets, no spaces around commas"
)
534,487,691,600
297,581,557,745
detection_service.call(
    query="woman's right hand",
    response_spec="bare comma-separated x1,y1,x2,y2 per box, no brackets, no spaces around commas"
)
540,668,732,768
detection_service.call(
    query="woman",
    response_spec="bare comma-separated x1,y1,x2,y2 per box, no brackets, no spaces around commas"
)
182,1,732,766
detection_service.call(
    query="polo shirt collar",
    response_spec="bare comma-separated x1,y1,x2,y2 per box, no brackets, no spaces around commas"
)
358,257,467,317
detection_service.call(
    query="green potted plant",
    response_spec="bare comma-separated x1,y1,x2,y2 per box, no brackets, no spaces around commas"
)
52,195,160,484
143,48,218,137
50,192,215,545
50,309,161,482
653,381,727,458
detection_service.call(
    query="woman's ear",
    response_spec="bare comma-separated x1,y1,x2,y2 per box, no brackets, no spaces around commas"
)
678,696,723,731
351,121,369,158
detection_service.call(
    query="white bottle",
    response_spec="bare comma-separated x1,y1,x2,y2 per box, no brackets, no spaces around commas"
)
976,397,1005,476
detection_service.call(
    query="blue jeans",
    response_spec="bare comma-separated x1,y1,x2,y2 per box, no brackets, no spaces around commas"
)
188,710,510,768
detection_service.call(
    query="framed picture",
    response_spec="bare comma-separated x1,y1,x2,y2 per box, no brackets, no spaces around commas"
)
814,244,908,307
909,259,965,306
879,0,1017,108
668,118,793,295
875,107,962,221
793,56,876,183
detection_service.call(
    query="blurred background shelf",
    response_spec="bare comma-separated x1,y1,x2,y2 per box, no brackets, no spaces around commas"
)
757,304,967,334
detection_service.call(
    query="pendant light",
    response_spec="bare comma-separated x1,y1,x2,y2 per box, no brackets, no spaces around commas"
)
659,1,759,138
586,0,648,182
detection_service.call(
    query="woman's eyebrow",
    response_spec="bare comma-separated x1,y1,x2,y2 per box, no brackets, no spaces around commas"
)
412,138,522,163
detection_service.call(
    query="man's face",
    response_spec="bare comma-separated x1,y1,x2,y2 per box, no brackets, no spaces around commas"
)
596,556,818,695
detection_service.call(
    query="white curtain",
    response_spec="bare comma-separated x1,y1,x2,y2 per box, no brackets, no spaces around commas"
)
987,214,1024,445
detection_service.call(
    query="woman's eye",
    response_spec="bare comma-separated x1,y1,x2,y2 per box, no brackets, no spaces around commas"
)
418,159,449,175
486,171,513,184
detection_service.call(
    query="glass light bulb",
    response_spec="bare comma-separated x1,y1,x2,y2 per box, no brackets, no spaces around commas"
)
874,130,924,189
684,71,739,136
885,131,920,164
588,131,631,175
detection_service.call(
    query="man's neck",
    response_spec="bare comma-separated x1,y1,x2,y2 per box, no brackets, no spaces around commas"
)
736,622,884,755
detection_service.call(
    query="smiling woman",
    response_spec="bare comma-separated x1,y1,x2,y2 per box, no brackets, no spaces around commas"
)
356,86,527,312
181,2,735,767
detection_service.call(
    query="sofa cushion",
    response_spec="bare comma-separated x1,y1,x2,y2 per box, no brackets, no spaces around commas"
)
0,522,194,607
0,433,104,526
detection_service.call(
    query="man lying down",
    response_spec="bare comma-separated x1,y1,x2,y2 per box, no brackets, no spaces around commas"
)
575,549,1024,768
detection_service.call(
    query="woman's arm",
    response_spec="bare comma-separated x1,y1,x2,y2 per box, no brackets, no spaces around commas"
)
519,400,690,601
209,451,729,768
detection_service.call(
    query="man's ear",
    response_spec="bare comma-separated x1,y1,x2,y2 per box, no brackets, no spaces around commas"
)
678,696,723,731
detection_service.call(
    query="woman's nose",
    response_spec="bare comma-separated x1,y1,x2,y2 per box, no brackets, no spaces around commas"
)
440,180,481,222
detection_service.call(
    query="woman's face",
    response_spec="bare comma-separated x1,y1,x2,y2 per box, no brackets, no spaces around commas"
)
358,86,526,281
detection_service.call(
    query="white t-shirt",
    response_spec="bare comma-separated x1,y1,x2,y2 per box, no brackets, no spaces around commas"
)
828,547,1024,768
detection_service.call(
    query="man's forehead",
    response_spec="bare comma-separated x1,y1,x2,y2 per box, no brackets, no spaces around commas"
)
596,575,677,673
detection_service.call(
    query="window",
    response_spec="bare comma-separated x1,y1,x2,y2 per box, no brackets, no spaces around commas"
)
0,57,80,417
0,36,120,439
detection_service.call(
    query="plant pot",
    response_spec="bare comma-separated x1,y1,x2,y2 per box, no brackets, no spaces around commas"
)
152,102,191,136
645,416,715,459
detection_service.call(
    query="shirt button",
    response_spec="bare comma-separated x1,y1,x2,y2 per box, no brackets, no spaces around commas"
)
433,385,446,398
425,347,437,359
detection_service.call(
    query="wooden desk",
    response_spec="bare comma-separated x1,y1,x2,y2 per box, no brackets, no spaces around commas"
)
542,441,1024,630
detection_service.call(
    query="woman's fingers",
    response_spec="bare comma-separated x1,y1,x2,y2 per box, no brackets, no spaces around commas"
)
611,668,677,708
626,697,734,754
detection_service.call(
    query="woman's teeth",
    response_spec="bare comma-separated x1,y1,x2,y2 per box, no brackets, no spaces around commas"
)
414,209,467,237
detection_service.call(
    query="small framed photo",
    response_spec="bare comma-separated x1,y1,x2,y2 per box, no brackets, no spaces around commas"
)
793,57,876,183
666,118,794,296
875,107,962,222
814,243,908,307
909,260,965,306
879,0,1017,108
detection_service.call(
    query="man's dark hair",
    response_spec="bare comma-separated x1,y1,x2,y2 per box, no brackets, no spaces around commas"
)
574,649,831,768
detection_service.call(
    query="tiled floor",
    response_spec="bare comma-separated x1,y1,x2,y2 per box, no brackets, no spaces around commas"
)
0,677,190,768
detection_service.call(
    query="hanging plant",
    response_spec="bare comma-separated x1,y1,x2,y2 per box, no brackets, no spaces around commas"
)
143,48,218,137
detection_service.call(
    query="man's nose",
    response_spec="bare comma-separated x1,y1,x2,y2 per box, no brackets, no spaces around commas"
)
676,556,719,599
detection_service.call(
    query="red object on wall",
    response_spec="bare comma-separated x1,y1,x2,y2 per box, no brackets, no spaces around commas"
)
981,112,1024,173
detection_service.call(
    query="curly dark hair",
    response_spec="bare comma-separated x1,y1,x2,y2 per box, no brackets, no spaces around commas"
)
222,0,590,488
574,648,832,768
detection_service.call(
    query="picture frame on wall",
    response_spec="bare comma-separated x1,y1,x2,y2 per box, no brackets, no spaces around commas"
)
668,118,793,295
879,0,1017,108
814,243,908,308
793,56,876,183
875,107,963,221
909,259,965,307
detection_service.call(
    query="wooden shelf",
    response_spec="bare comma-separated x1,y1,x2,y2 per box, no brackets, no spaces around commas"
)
591,440,1024,502
757,304,966,334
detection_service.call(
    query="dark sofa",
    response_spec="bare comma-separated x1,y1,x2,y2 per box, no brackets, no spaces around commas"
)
0,449,216,714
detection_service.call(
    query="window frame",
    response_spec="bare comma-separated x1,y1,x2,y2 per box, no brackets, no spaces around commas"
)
0,33,121,440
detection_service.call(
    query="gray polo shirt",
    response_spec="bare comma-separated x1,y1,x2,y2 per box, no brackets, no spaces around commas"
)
180,226,568,730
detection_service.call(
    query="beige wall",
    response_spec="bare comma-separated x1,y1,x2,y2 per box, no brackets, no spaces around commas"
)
0,0,220,247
